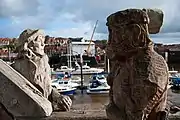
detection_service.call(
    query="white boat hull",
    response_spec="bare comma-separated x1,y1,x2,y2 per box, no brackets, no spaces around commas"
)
72,69,104,75
58,88,76,95
86,89,109,94
51,79,80,88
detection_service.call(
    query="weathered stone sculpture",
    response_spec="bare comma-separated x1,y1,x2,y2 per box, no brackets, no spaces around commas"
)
12,29,72,111
0,59,52,117
12,29,52,98
145,8,164,34
0,102,15,120
105,9,169,120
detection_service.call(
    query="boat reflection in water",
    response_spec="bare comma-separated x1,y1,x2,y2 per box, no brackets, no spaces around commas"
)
71,90,109,110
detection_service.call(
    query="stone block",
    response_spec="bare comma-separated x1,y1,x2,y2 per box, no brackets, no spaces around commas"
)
145,8,164,34
0,59,52,117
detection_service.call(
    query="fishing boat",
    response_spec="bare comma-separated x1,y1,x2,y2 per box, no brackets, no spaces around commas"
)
89,74,107,83
169,70,178,83
52,78,80,88
169,70,178,77
71,76,84,84
51,83,76,95
171,73,180,89
51,71,83,87
86,76,110,94
72,63,104,75
51,78,78,95
55,66,75,72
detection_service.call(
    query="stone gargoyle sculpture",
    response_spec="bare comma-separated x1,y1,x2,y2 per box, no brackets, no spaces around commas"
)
11,29,72,112
105,9,169,120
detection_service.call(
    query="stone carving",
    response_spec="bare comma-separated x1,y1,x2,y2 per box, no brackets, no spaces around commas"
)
11,29,72,111
145,8,164,34
0,59,52,117
48,89,72,111
105,9,169,120
0,103,14,120
12,29,52,98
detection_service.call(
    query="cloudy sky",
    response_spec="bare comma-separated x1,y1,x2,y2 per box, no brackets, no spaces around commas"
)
0,0,180,44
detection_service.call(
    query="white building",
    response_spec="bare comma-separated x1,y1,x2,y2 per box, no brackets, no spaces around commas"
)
71,41,95,56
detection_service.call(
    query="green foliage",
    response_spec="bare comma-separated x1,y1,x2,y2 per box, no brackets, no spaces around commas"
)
101,39,107,44
0,44,16,52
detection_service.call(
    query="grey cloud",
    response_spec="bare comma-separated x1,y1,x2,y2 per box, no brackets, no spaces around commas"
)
150,32,180,44
152,37,180,44
63,0,180,34
151,32,180,38
0,0,68,37
0,0,39,17
62,0,166,33
0,0,180,40
96,21,108,34
159,0,180,33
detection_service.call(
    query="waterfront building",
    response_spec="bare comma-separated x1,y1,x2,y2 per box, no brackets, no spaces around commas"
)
44,36,70,56
71,40,95,56
0,38,17,61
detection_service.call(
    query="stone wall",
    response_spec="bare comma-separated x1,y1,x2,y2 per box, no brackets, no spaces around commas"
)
16,111,180,120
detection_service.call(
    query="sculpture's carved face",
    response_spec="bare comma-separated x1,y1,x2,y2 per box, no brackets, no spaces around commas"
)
105,9,152,61
31,34,45,56
17,29,46,59
106,23,150,61
106,24,141,60
108,24,147,47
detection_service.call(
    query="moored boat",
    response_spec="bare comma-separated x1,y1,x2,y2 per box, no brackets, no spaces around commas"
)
72,63,104,75
89,74,107,84
170,73,180,89
86,76,110,94
52,78,80,88
56,66,75,72
52,84,76,95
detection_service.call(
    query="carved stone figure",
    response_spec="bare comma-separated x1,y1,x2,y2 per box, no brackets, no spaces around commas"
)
105,9,169,120
12,29,51,98
0,103,14,120
0,59,53,117
11,29,72,112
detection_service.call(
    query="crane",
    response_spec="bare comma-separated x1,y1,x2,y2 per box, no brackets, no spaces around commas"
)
84,20,98,56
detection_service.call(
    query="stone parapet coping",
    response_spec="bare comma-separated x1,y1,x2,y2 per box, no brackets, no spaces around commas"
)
16,110,180,120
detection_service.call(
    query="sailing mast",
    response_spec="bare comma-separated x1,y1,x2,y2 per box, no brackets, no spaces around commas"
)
85,20,98,56
69,41,72,68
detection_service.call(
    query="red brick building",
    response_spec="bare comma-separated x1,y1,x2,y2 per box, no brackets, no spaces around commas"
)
44,36,70,56
0,38,17,60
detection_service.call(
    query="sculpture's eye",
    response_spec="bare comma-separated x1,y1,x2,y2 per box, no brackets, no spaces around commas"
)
28,41,33,48
39,35,43,39
34,36,38,41
41,42,45,46
28,50,31,56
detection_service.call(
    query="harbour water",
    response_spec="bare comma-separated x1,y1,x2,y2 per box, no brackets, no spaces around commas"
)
69,74,180,111
68,74,109,111
71,90,109,111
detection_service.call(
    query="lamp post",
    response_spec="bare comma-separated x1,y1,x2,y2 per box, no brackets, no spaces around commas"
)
71,51,84,94
80,53,83,94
